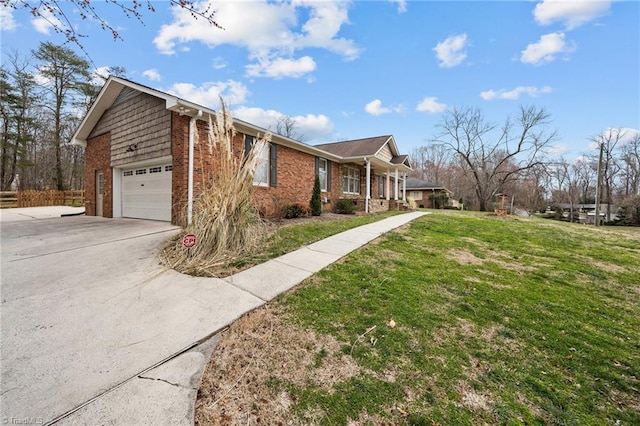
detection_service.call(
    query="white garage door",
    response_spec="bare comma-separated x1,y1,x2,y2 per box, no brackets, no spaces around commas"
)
122,164,172,221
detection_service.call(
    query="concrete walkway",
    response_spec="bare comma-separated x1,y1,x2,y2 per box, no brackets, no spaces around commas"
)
51,211,428,425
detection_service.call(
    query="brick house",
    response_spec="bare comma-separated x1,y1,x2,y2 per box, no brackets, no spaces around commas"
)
71,77,412,224
405,177,454,208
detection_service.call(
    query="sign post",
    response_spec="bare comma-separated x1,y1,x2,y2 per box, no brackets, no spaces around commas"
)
182,233,196,257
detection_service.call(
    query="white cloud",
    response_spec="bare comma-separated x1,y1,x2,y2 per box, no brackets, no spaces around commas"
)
364,99,404,116
32,8,62,35
480,85,553,100
0,4,17,31
142,69,162,82
212,57,227,70
153,0,360,79
166,80,249,107
389,0,407,14
233,106,334,141
365,99,390,115
520,32,575,65
547,143,570,156
534,0,612,30
91,67,112,85
416,97,447,113
246,55,316,79
433,33,468,68
595,127,640,146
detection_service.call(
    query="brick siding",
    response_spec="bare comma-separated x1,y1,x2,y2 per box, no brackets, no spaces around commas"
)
84,132,112,217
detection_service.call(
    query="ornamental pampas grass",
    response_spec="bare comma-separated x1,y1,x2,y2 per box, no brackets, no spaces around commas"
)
164,101,269,276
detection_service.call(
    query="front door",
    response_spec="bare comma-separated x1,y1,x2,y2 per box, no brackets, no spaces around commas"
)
96,170,104,217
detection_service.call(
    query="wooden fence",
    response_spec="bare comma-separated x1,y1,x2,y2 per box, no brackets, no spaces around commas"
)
0,190,85,208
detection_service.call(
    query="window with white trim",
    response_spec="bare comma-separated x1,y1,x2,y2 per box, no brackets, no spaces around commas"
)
378,175,385,198
253,142,269,186
318,158,328,191
342,166,360,194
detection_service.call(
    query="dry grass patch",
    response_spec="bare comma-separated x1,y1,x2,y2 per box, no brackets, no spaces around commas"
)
448,248,484,265
195,304,363,425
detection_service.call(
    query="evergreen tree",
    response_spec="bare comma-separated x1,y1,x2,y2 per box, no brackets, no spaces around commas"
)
310,174,322,216
33,42,90,190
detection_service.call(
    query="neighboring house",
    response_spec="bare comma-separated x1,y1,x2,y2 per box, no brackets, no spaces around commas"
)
405,177,453,208
548,203,617,224
70,77,412,224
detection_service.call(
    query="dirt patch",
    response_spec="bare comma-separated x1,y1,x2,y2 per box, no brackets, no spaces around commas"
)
448,249,485,265
195,304,362,425
456,380,492,412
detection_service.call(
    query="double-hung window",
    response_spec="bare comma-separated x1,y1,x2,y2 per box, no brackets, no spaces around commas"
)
246,135,277,187
318,158,328,191
342,166,360,194
378,175,385,198
254,142,269,186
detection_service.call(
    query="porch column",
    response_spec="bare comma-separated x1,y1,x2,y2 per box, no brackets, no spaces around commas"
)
394,169,399,200
386,171,390,201
402,172,407,201
365,158,371,213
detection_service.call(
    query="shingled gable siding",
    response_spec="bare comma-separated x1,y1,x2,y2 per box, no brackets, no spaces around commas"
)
84,132,112,217
89,90,172,167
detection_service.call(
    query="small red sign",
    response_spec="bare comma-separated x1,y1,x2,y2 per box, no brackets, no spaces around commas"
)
182,233,197,249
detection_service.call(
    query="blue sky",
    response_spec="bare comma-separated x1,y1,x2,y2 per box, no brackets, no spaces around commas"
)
2,0,638,161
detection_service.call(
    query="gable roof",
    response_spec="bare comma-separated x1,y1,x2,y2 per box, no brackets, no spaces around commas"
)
71,77,411,171
314,135,411,172
315,135,393,157
405,177,449,191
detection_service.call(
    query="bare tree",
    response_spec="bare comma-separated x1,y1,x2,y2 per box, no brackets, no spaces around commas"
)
410,144,451,184
619,133,640,197
432,106,556,211
591,128,624,221
2,0,221,57
517,163,547,213
275,115,306,142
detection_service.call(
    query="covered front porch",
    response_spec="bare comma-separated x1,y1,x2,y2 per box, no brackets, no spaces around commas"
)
315,135,413,214
339,156,412,213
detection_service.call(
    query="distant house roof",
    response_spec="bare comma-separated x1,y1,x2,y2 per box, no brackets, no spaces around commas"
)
405,177,449,191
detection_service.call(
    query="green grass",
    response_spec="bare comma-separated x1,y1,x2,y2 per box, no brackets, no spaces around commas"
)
275,210,640,424
225,211,404,272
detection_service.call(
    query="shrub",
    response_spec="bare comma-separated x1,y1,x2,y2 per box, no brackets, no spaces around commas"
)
607,195,640,226
310,174,322,216
429,192,449,209
282,203,309,219
335,199,356,215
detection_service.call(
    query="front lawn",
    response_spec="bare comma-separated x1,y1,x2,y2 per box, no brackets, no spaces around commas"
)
196,210,640,425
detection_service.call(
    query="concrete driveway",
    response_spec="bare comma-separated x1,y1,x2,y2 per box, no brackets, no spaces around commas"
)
1,209,264,423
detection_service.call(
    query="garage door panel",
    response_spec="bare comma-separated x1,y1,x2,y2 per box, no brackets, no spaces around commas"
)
122,165,172,221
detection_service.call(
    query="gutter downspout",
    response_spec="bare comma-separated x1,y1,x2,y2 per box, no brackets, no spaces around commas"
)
364,157,371,213
187,110,203,226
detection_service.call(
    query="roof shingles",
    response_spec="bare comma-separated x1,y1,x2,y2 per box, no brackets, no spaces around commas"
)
314,135,392,157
